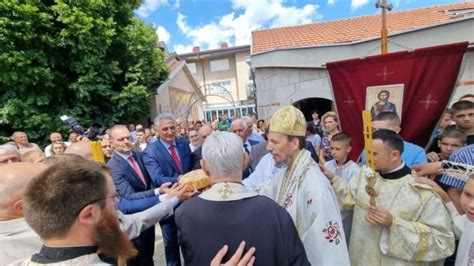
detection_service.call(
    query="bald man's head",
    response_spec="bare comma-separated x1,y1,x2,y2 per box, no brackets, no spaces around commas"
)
65,142,93,161
198,125,213,143
0,163,47,220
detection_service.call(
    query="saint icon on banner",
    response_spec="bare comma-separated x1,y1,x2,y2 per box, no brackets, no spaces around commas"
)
366,84,404,120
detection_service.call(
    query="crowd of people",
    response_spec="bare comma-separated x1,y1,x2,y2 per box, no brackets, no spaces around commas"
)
0,94,472,266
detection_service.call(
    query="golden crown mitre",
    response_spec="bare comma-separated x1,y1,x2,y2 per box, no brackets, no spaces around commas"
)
269,105,306,137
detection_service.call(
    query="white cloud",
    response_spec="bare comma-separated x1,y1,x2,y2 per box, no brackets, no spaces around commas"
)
327,0,337,6
136,0,169,18
173,44,194,54
173,0,321,53
156,26,171,43
351,0,370,10
177,13,190,33
174,0,180,9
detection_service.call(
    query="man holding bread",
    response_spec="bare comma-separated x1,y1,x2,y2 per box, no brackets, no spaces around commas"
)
175,131,310,265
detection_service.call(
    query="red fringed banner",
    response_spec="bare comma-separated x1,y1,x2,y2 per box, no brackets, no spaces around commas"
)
327,42,468,160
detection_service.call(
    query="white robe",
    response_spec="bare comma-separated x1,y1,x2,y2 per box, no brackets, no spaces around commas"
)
260,150,350,265
332,165,455,265
243,153,284,191
455,217,474,266
324,159,359,244
445,202,474,266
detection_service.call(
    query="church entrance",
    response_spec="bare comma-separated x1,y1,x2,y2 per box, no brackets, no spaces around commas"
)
293,97,333,122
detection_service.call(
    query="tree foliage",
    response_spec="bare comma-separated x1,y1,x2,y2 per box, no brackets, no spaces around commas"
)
0,0,169,144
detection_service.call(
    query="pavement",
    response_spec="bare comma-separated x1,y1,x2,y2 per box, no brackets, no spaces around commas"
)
153,226,167,265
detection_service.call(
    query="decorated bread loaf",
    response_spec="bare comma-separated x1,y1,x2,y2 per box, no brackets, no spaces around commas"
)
178,169,211,191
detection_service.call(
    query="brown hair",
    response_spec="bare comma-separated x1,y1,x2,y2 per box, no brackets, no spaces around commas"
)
440,127,467,144
373,111,401,127
23,160,108,239
21,150,46,163
451,100,474,114
331,132,352,146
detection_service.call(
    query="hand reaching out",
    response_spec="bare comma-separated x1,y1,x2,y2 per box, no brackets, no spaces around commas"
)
319,164,335,181
411,162,442,177
167,184,195,202
415,177,451,203
159,182,173,194
426,152,441,163
210,241,256,266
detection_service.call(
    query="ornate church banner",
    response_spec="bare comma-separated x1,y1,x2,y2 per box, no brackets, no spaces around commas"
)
327,42,468,161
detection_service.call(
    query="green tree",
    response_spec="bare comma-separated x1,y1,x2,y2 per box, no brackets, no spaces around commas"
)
0,0,169,145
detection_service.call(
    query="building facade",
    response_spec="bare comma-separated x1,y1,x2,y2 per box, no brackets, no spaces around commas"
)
178,44,256,122
152,53,204,124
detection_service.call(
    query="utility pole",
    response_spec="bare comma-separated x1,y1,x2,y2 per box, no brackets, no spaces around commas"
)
375,0,393,54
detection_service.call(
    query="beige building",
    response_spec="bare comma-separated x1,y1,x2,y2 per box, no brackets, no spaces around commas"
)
251,2,474,120
178,43,256,122
152,53,204,123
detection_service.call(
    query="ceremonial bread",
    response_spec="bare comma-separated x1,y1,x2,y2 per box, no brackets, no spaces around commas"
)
179,169,211,191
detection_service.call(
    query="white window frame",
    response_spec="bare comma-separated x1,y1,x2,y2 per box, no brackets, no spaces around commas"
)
210,59,229,72
209,80,231,94
187,63,197,74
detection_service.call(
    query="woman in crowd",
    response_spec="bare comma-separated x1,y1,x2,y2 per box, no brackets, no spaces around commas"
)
319,111,340,164
51,141,67,155
257,119,265,135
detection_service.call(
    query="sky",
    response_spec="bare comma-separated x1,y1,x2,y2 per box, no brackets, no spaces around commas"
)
136,0,466,54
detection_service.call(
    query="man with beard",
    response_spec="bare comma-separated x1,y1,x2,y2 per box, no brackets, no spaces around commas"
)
14,160,138,265
259,105,350,265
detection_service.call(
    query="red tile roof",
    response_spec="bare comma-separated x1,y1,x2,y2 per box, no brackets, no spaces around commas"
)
252,2,474,54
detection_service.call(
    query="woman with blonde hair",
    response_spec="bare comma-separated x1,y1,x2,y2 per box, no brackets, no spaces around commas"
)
319,111,340,164
51,141,67,156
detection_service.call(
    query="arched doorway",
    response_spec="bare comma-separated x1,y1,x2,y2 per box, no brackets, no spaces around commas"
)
293,97,333,121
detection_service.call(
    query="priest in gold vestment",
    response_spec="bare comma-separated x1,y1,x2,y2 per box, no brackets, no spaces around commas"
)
329,129,455,265
260,106,350,265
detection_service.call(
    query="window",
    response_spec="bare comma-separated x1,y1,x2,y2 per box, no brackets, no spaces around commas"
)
210,59,229,72
209,80,231,94
187,63,197,74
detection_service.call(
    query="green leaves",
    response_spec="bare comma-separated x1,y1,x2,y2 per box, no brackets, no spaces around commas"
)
0,1,168,146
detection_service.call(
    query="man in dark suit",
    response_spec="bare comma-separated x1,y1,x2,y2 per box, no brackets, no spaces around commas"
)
107,125,176,266
190,125,213,170
230,119,259,179
143,113,192,266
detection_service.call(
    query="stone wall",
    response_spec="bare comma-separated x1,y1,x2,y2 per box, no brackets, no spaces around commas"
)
255,68,332,119
451,50,474,104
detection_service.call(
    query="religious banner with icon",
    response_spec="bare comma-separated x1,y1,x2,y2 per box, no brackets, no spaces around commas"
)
327,42,468,161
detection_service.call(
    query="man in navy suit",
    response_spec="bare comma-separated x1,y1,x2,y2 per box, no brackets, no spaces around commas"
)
143,113,192,266
230,119,259,179
107,125,179,266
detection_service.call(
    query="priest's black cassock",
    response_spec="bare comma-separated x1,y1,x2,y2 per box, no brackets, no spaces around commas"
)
175,182,309,266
